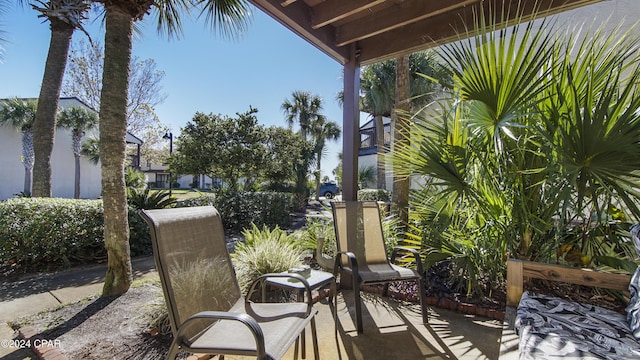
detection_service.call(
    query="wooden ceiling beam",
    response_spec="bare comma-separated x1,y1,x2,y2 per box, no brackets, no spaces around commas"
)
250,0,350,63
356,0,604,64
311,0,387,29
336,0,479,46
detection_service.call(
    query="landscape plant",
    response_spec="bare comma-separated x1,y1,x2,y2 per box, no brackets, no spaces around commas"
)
394,15,640,297
232,224,304,292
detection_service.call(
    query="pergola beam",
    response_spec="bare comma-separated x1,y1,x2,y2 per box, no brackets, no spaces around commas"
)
335,0,479,47
357,0,604,65
312,0,387,29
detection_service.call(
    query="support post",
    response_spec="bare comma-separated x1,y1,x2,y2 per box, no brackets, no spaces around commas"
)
342,44,360,201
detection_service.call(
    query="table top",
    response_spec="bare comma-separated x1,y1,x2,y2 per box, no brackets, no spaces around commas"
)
265,269,334,289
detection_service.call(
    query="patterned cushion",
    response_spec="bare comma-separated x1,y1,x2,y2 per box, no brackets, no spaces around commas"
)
627,224,640,340
516,291,640,359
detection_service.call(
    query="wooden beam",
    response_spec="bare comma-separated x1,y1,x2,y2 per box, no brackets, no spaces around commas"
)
280,0,296,6
312,0,387,29
342,44,360,201
506,259,631,308
335,0,479,46
506,259,524,308
250,0,350,64
356,0,604,65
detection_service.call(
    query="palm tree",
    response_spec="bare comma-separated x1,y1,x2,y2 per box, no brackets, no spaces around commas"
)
97,0,250,295
360,51,447,193
31,0,91,197
309,117,341,200
57,106,98,198
281,90,324,139
0,98,38,195
393,55,411,226
361,61,395,189
81,136,100,164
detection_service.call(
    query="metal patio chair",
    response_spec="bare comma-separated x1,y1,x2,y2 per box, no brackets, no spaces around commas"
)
331,201,428,333
141,206,319,359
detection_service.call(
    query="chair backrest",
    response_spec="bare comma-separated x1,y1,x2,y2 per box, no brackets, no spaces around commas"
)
331,201,389,266
140,206,242,339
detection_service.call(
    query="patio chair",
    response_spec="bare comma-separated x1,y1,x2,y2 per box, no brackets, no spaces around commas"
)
140,206,319,360
331,201,428,333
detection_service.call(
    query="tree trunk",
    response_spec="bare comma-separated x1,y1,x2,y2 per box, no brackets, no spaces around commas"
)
315,151,322,201
100,8,133,296
22,130,34,195
74,154,81,198
392,55,410,226
32,20,74,197
73,131,83,199
375,115,386,190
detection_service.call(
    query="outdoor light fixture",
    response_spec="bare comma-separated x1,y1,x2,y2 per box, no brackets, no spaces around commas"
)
163,131,173,196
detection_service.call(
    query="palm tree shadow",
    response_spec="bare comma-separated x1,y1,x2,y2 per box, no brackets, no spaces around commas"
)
39,294,120,339
332,291,457,359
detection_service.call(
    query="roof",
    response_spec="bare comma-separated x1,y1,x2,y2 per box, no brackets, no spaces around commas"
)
248,0,603,65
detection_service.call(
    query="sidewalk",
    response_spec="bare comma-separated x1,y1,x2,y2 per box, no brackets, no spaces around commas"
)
0,256,157,359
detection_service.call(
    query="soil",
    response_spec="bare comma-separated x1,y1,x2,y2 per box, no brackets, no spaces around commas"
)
13,280,176,359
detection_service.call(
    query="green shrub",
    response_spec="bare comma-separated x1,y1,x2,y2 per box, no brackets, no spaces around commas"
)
128,205,152,257
0,198,158,271
232,224,304,292
175,194,216,208
212,190,294,231
358,189,391,202
0,198,105,270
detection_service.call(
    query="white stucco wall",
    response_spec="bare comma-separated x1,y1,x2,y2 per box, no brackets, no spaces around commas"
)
0,97,103,200
0,126,102,200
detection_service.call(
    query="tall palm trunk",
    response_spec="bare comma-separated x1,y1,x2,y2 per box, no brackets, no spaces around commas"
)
22,130,34,194
100,7,133,295
72,129,83,198
375,115,386,189
32,19,74,197
315,150,322,200
392,55,410,226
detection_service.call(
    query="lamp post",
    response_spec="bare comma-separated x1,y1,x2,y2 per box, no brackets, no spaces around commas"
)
163,131,173,196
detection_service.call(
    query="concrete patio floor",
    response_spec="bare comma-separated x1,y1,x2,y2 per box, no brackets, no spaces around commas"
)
280,290,503,360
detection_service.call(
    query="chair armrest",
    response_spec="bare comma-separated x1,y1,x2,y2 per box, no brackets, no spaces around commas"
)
334,251,359,287
334,251,358,273
247,273,314,315
391,246,424,275
177,311,266,358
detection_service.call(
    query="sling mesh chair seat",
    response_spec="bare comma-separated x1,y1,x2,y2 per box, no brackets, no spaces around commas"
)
331,201,428,333
141,206,319,360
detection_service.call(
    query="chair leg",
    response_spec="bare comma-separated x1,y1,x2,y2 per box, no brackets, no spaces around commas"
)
167,338,181,360
418,277,428,323
311,316,320,360
354,283,363,333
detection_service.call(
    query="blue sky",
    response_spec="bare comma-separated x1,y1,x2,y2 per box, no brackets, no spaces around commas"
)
0,5,348,179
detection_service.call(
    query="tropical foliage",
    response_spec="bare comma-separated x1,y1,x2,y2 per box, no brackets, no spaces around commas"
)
394,16,640,296
0,98,38,195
